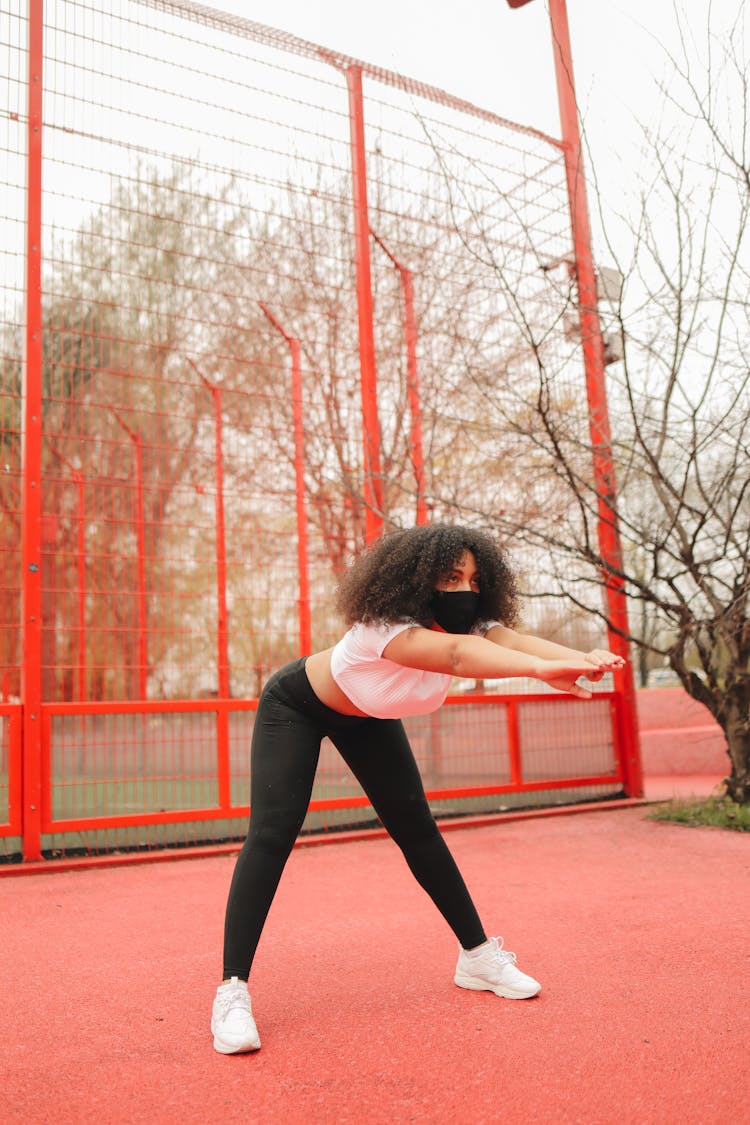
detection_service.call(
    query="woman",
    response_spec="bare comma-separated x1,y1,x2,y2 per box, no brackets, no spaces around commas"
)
211,525,625,1053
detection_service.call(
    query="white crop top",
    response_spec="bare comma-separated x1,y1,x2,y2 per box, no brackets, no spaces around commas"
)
330,620,498,720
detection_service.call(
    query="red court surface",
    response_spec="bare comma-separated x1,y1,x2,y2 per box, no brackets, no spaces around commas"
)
2,804,748,1125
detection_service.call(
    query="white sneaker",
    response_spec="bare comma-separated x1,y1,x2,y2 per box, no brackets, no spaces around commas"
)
211,977,261,1054
454,936,541,999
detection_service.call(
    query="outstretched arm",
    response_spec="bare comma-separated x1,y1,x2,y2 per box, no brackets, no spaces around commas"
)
382,627,621,700
484,624,625,680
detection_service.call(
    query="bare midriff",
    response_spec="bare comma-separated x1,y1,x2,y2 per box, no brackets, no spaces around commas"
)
304,647,369,717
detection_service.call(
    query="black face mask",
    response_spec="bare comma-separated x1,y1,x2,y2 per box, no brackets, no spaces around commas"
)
431,590,480,634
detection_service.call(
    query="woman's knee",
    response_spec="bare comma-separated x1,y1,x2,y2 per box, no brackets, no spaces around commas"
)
381,798,440,846
246,809,306,858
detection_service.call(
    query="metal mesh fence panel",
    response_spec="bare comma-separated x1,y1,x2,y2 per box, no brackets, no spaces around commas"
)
1,0,636,861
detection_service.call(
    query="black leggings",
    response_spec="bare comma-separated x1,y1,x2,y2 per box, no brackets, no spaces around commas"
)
222,659,486,979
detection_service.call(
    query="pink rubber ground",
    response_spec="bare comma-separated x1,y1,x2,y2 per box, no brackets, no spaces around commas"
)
2,800,748,1125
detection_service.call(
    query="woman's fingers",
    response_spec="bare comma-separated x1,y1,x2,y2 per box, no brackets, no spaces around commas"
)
568,679,593,699
547,675,593,699
585,649,625,668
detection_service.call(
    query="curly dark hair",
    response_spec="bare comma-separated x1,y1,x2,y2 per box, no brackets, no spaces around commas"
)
336,524,519,628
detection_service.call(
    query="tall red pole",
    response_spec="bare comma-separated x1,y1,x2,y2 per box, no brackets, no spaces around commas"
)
49,449,88,701
399,268,428,526
187,360,231,699
110,409,148,700
211,387,230,698
21,0,44,861
370,230,428,525
184,360,231,808
259,304,312,655
547,0,642,796
346,65,384,543
133,436,148,700
75,472,86,700
288,337,312,653
209,393,231,803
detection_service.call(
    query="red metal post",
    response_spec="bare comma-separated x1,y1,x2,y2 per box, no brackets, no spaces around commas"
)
20,0,44,861
547,0,642,796
75,473,86,700
506,701,523,787
370,231,429,526
132,437,148,700
187,360,231,699
212,391,231,804
346,65,384,542
289,337,313,653
109,409,148,700
49,450,87,700
211,387,230,698
259,304,312,655
399,268,428,526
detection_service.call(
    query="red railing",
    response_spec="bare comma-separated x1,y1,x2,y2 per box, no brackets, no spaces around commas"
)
22,690,624,854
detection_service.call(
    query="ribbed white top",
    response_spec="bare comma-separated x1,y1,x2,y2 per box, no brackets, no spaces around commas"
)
330,621,451,719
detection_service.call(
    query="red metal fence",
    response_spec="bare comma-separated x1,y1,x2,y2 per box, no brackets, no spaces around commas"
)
0,0,641,864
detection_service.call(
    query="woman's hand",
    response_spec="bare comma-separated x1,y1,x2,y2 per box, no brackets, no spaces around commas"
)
582,649,626,683
538,651,625,699
537,660,597,699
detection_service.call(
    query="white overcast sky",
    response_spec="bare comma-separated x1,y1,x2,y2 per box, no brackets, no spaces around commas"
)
220,0,680,145
197,0,746,257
